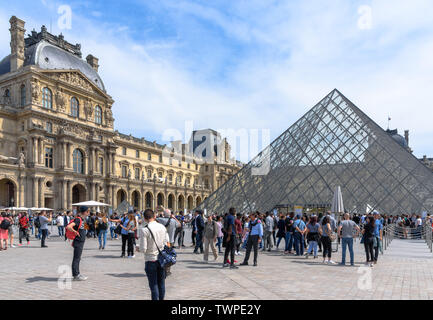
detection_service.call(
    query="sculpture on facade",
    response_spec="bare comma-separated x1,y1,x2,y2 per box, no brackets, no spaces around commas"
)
31,79,40,102
17,152,25,167
55,89,66,112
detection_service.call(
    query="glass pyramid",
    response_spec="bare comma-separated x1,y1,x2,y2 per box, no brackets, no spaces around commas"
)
198,89,433,215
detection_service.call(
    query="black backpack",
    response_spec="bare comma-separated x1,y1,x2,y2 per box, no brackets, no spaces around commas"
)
34,217,41,228
0,219,11,230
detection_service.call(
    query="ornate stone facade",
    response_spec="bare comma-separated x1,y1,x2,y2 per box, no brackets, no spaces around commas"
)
0,16,241,212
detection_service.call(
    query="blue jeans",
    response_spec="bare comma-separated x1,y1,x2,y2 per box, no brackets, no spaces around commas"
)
194,232,203,253
285,232,293,252
216,236,223,252
98,230,107,248
276,236,286,248
307,241,318,256
145,261,166,300
341,237,354,264
58,226,64,236
110,226,117,239
293,232,304,255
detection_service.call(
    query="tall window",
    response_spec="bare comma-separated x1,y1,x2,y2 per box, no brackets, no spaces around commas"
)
135,168,140,180
122,147,126,155
95,105,102,124
168,174,173,184
99,157,104,174
147,169,152,178
186,177,190,186
73,149,84,174
45,147,53,168
46,122,52,133
122,166,127,178
136,150,140,158
159,155,162,163
70,97,79,117
42,87,52,109
148,153,151,161
20,85,26,107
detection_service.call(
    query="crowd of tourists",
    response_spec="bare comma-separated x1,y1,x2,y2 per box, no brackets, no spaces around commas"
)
1,206,432,300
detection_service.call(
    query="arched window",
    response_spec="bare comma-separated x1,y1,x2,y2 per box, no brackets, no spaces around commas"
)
73,149,84,174
95,105,102,124
20,85,26,107
42,87,52,109
70,97,79,117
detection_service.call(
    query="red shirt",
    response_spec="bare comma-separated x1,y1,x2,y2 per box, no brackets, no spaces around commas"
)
235,219,243,235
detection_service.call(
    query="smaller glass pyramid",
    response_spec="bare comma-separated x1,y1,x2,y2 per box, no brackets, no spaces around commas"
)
198,89,433,215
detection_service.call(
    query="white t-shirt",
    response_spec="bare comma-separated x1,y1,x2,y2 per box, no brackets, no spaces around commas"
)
139,221,169,262
56,216,63,226
416,218,422,227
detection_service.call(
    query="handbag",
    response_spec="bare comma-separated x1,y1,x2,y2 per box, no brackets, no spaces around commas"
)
146,225,177,268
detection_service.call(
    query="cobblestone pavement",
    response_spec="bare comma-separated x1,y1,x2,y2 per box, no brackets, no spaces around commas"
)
1,227,433,300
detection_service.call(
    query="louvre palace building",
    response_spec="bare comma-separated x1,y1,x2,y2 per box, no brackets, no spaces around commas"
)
0,16,242,211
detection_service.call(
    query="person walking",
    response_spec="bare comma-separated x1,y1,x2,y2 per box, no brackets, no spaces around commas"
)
321,216,336,264
120,212,138,258
240,212,263,266
362,215,375,267
216,215,224,254
38,211,52,248
66,206,90,281
305,215,320,259
276,214,286,250
190,213,197,247
193,210,205,254
139,209,170,300
223,207,238,269
57,212,65,237
63,211,71,241
156,209,181,248
263,212,274,252
284,213,295,254
97,213,109,250
372,212,383,264
18,212,30,246
292,214,306,256
338,213,360,266
234,213,243,255
0,212,10,250
203,214,218,262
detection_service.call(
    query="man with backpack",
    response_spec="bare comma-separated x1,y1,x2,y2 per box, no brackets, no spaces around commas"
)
18,212,30,246
66,206,89,281
34,213,41,239
139,209,170,300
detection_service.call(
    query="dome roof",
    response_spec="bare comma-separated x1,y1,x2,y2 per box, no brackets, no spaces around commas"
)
391,133,408,149
0,40,105,92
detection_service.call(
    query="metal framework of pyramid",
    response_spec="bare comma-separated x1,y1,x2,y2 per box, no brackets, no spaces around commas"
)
198,89,433,215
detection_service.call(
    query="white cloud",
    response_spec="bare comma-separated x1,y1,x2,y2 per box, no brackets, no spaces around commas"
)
1,0,433,161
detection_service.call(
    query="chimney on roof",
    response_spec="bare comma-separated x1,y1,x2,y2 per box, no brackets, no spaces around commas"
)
9,16,26,72
86,54,99,72
404,130,409,147
423,155,427,162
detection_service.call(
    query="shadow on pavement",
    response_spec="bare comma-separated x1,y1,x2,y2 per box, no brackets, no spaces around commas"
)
105,273,145,278
26,276,58,283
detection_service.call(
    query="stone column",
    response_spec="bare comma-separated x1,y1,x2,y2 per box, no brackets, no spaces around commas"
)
94,183,98,201
38,137,43,164
66,180,71,209
67,143,72,169
111,185,115,208
62,180,67,210
111,152,116,176
88,182,94,200
33,138,38,164
62,142,67,168
38,177,44,207
32,177,38,207
84,155,89,175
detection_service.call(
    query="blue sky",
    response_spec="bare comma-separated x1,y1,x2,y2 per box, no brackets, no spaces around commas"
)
1,0,433,161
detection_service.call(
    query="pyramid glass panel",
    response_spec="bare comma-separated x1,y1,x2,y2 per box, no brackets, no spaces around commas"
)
197,89,433,215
